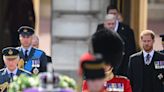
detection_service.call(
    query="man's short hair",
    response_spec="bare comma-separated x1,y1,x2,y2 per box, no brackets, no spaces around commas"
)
104,14,116,21
106,5,119,14
140,30,155,40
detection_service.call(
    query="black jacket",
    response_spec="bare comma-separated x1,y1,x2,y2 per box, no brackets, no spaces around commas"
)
128,51,164,92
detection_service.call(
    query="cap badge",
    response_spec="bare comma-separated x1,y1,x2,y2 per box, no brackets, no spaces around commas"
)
23,29,28,32
8,49,13,55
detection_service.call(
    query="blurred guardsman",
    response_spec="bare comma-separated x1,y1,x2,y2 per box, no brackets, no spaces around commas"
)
80,53,107,92
17,26,47,74
128,30,164,92
92,29,132,92
160,34,164,53
82,29,132,92
0,47,31,92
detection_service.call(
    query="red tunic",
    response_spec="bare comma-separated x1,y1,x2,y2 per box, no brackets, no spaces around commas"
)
82,76,132,92
82,80,106,92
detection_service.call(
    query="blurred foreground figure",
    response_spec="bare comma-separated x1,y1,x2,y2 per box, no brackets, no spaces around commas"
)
80,53,106,92
81,29,132,92
8,63,77,92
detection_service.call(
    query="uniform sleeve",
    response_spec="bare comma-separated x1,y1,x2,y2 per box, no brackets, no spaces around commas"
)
127,56,133,80
124,79,132,92
82,80,88,92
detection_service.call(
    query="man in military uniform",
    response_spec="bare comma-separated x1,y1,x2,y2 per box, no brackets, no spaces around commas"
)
92,30,132,92
17,26,48,74
82,29,132,92
0,47,31,92
80,53,107,92
160,34,164,53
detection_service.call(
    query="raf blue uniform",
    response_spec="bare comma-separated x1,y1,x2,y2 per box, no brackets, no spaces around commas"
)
0,47,31,92
0,68,31,83
18,47,48,74
17,26,48,74
0,68,31,92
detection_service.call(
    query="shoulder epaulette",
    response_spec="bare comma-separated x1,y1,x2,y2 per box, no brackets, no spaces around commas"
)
0,68,5,72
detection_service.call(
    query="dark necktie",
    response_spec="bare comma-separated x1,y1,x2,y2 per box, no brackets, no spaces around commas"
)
146,54,151,64
10,73,14,82
25,50,28,61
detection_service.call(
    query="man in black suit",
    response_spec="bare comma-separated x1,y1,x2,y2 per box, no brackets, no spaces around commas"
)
96,5,136,76
0,47,31,92
17,26,47,74
128,30,164,92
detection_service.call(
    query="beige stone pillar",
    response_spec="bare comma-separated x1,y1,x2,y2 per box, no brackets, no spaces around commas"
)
131,0,147,50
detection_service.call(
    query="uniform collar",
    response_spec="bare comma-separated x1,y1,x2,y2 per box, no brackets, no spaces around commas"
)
6,67,18,75
21,46,32,55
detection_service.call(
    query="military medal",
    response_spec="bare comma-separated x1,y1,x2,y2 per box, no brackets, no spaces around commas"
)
154,61,164,69
33,67,39,74
32,58,40,74
158,73,163,80
106,83,124,92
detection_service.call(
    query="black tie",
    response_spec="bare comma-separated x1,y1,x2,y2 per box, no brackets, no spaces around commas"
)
10,73,14,82
25,50,28,61
146,54,151,64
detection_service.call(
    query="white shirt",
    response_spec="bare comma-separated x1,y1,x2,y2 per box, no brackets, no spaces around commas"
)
6,67,18,76
21,46,32,56
114,20,119,32
143,50,154,65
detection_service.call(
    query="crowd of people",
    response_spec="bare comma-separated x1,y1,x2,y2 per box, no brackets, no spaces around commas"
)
0,4,164,92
